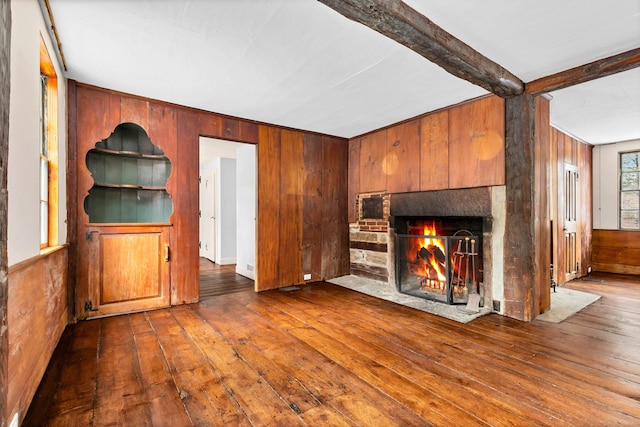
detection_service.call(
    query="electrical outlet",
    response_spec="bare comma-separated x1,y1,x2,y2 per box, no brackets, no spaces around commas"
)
304,273,311,280
492,300,501,312
247,264,254,272
10,413,18,427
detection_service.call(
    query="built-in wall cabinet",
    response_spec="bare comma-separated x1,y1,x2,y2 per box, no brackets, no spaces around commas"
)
69,82,349,319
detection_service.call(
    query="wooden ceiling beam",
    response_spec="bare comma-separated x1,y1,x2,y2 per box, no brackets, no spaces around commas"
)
525,48,640,95
318,0,524,98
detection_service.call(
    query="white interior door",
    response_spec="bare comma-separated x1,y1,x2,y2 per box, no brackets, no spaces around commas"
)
199,170,216,262
199,172,206,257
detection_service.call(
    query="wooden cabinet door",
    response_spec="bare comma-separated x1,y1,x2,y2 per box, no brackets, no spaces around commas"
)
78,225,171,319
563,163,579,282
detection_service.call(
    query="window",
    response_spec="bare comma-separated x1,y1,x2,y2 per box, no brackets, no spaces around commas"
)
620,150,640,229
40,36,58,248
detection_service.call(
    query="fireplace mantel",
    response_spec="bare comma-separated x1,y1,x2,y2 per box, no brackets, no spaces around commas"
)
390,187,493,218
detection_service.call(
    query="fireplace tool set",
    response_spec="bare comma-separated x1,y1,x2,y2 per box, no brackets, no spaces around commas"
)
451,231,479,295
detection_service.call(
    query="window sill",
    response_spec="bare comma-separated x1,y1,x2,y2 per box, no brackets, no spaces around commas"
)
40,244,68,256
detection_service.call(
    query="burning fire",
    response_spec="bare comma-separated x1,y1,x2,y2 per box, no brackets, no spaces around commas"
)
403,221,448,292
420,223,447,283
404,220,470,297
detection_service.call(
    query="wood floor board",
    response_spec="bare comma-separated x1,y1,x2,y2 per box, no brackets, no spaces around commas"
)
179,306,323,416
263,290,532,426
25,272,640,426
198,258,254,300
267,288,589,425
268,286,622,425
168,306,308,426
197,295,435,427
147,308,253,426
93,315,155,426
274,280,640,424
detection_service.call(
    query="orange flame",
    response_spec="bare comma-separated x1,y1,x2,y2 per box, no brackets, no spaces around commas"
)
421,222,446,283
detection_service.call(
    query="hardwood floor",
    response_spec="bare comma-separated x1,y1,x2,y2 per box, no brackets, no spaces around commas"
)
25,273,640,426
199,258,254,299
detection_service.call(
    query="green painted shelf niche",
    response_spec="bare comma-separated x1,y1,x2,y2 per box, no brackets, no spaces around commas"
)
84,122,173,223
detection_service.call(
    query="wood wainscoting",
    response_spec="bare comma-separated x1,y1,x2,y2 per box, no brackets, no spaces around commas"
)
25,272,640,426
593,229,640,275
8,246,69,426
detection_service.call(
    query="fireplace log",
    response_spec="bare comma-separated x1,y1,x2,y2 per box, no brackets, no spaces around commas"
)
429,245,446,264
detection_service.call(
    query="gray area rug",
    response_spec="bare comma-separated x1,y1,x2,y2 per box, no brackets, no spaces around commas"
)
328,275,491,324
536,286,601,323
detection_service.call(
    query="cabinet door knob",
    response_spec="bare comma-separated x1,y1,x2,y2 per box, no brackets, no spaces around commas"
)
164,244,170,262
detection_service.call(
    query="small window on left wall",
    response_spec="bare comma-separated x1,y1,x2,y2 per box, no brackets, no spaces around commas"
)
40,36,58,249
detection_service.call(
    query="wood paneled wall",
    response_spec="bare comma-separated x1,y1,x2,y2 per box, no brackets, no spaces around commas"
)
348,95,505,222
0,0,9,423
8,247,68,425
69,82,349,303
550,127,593,285
592,229,640,274
257,128,349,290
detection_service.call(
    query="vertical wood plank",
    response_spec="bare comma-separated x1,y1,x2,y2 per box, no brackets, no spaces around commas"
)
563,133,574,165
504,94,536,321
534,96,551,315
77,87,112,159
303,133,323,281
359,130,387,192
449,96,505,189
0,5,9,420
579,142,593,276
120,97,149,130
66,81,78,324
107,93,121,133
257,126,281,290
386,120,420,193
348,138,361,223
420,111,449,190
173,110,199,304
279,130,304,286
148,104,178,222
76,87,112,318
553,128,566,284
322,136,350,279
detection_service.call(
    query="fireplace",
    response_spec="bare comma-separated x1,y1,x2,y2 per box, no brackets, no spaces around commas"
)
394,217,483,304
348,186,505,314
389,186,502,309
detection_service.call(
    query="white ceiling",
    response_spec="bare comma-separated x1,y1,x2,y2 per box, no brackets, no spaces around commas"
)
47,0,640,144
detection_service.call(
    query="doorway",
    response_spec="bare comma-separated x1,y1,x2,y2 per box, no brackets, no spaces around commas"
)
199,137,256,298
